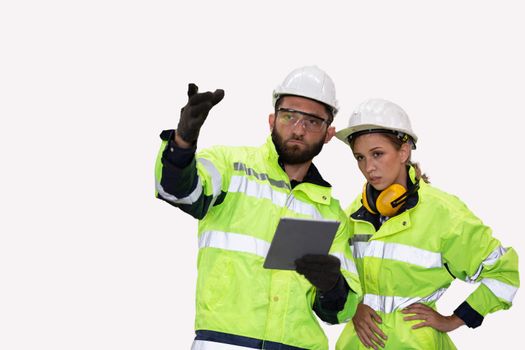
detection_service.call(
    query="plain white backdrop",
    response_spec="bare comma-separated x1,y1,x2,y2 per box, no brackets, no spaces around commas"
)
1,1,523,349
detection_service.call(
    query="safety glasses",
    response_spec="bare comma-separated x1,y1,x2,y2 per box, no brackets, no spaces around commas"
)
276,108,331,133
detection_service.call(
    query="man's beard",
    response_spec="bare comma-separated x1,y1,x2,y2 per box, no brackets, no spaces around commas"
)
271,128,326,165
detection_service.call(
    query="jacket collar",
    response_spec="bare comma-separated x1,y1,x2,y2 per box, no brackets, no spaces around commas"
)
263,136,333,205
351,165,420,230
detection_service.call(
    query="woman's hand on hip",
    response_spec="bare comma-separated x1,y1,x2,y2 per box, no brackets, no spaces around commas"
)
352,303,388,349
402,303,465,332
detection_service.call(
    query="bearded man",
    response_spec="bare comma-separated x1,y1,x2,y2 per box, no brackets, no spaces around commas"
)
154,66,362,350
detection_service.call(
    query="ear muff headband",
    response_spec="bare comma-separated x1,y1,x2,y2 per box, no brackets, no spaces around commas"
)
362,183,377,214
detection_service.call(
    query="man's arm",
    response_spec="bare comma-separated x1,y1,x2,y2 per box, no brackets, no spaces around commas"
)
295,216,362,324
315,217,361,324
154,84,225,219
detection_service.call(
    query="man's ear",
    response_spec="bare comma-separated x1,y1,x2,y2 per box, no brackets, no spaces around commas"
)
324,126,336,144
269,113,276,131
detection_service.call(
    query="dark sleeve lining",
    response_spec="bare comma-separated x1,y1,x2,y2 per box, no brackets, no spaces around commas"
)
157,129,222,219
312,275,350,324
454,301,484,328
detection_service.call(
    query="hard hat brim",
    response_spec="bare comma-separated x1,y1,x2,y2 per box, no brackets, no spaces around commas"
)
335,124,418,148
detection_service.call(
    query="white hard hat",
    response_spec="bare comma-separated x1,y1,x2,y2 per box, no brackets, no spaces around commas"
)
336,98,418,148
272,65,339,115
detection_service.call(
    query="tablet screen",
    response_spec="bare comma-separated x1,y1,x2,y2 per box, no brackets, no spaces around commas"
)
263,217,340,270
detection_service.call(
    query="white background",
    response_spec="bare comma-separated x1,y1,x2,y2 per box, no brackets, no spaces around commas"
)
1,1,523,349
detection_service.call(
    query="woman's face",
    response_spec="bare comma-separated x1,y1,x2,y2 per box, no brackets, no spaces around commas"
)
352,133,410,191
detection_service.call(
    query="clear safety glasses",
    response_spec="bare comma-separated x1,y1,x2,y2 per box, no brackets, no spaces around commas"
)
276,108,331,133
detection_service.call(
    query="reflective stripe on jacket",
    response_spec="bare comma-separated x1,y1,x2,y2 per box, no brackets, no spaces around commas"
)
155,135,362,350
336,167,519,350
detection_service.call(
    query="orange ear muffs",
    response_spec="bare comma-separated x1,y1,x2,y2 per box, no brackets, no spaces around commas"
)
362,183,410,217
376,183,407,217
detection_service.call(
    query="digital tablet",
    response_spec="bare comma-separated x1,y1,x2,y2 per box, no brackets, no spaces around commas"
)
263,217,340,270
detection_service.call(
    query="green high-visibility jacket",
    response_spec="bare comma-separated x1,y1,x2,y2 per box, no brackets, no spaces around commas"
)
337,167,519,350
155,134,362,350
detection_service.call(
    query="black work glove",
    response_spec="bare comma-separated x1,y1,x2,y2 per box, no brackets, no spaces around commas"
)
176,83,225,144
295,254,342,292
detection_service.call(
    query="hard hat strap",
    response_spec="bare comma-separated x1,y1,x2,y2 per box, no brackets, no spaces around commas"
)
348,129,407,144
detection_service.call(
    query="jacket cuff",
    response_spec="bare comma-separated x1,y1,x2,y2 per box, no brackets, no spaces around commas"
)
313,275,349,324
160,129,196,168
319,274,350,308
454,301,484,328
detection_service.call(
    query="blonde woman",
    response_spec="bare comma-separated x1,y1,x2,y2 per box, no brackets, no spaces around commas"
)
334,99,519,349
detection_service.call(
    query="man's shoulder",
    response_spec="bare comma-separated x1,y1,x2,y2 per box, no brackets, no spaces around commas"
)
198,142,265,158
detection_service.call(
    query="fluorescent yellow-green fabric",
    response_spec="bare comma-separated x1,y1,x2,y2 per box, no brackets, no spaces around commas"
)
156,136,362,350
336,168,519,350
337,308,457,350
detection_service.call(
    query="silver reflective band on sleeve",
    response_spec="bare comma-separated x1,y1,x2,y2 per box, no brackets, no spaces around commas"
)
332,252,358,275
467,246,508,282
192,340,255,350
199,230,270,258
197,158,223,203
364,288,447,313
365,241,442,269
228,176,323,219
155,177,203,205
481,278,518,303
